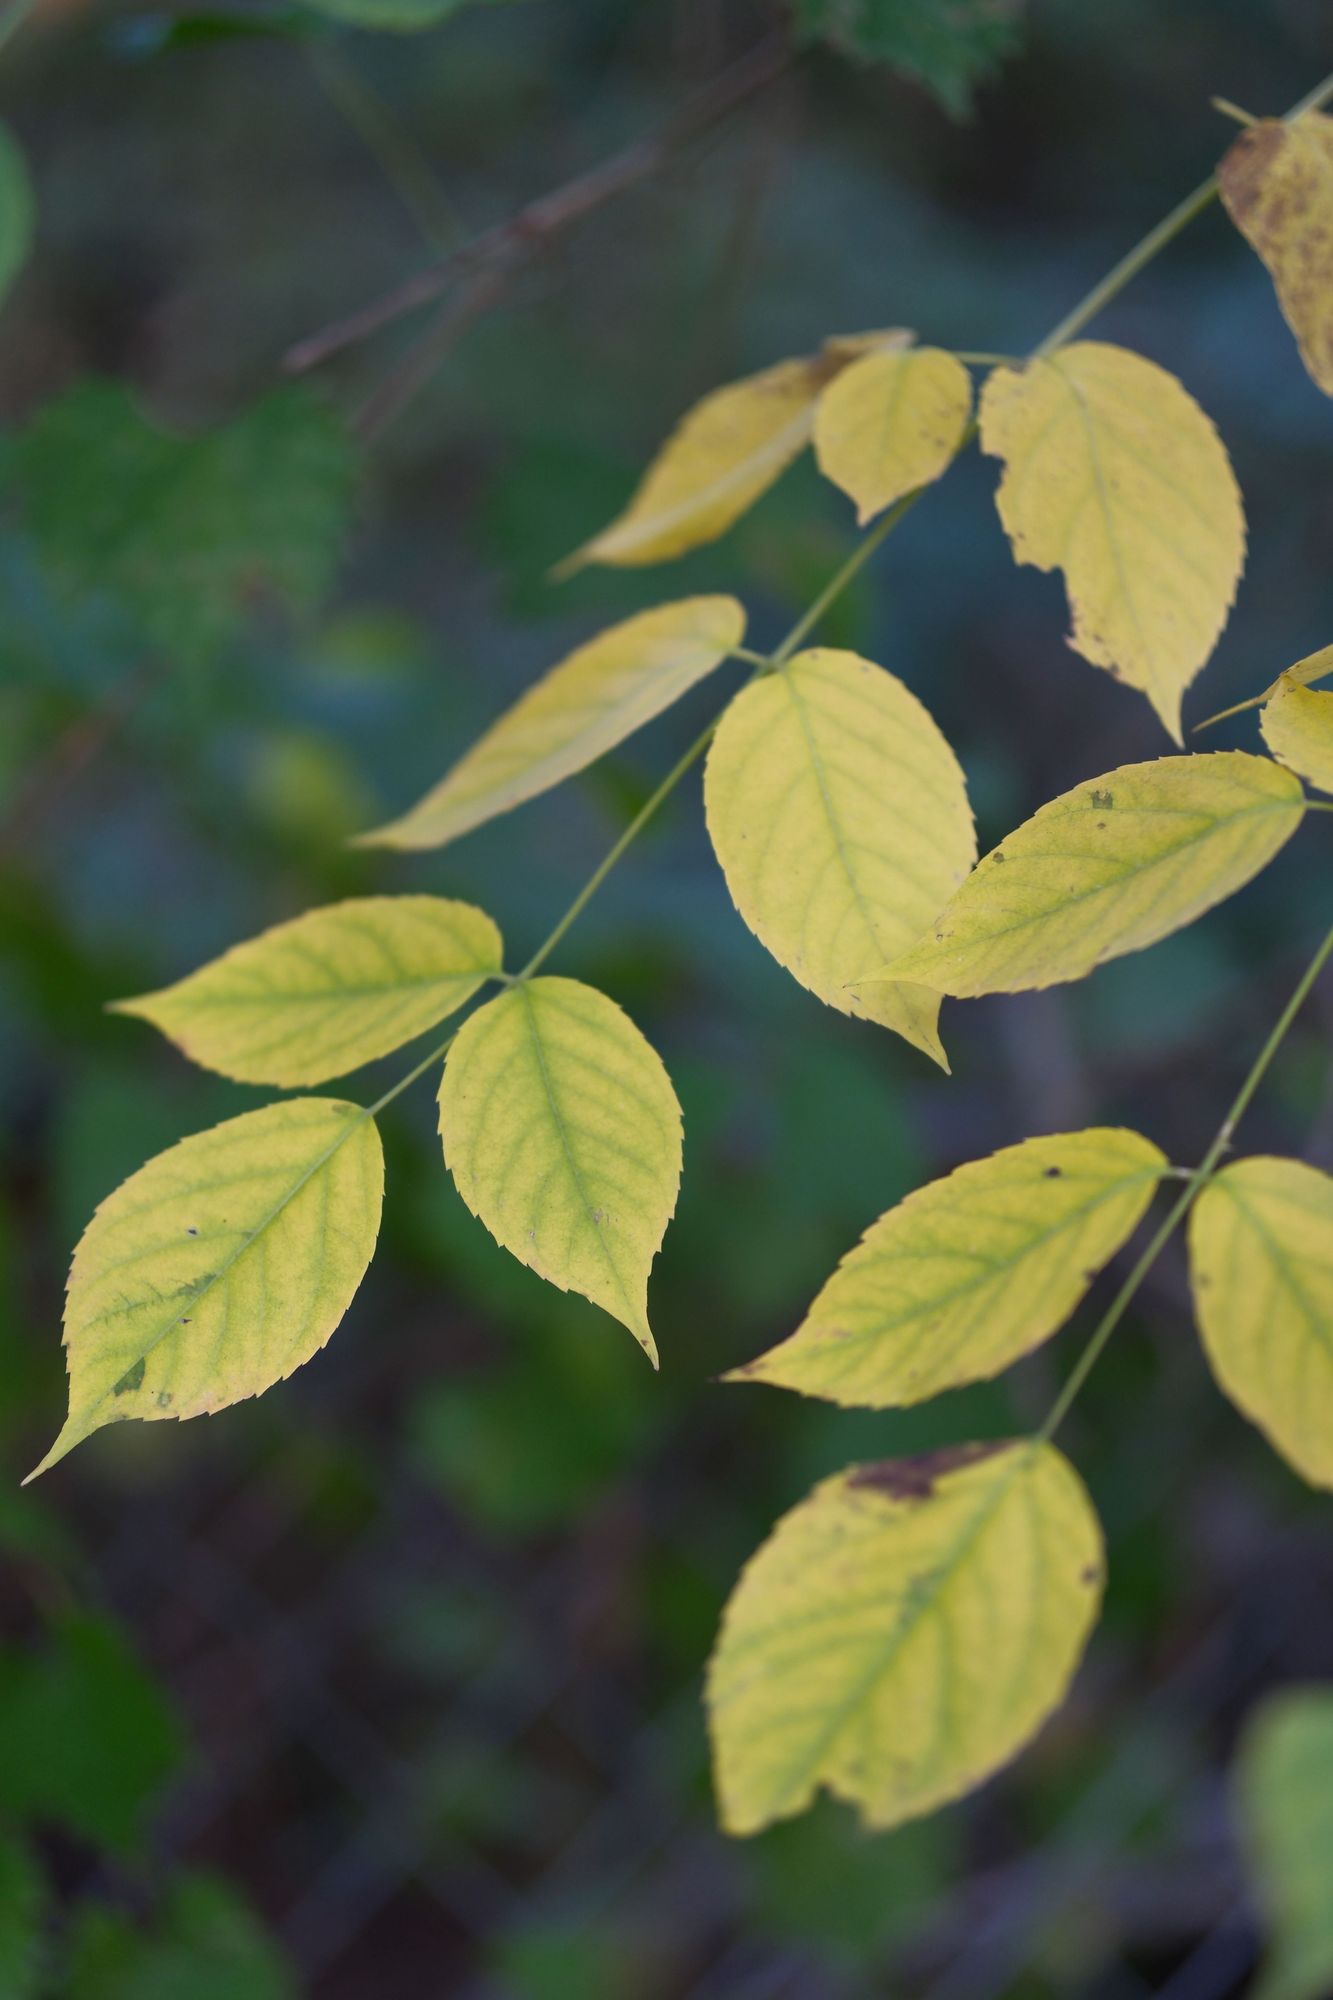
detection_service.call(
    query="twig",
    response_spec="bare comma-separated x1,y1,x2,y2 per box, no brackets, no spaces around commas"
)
284,33,789,375
351,266,511,442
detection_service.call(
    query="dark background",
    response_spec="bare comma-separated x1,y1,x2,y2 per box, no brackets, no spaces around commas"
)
2,0,1332,1993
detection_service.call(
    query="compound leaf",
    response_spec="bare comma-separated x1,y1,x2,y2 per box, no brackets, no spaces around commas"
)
980,342,1245,741
1189,1157,1333,1490
361,596,744,850
438,977,682,1363
1261,674,1333,796
814,345,972,523
1235,1685,1333,2000
704,647,975,1066
113,896,502,1086
733,1128,1166,1407
559,334,910,571
29,1099,384,1479
707,1440,1103,1835
1219,112,1333,397
877,751,1303,998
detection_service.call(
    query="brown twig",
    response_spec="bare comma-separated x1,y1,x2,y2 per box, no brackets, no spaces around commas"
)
284,32,789,377
351,266,512,443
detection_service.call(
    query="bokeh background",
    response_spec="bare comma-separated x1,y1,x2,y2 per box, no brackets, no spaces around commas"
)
2,0,1332,1993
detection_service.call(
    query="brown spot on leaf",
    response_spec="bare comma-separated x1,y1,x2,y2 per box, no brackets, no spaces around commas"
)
849,1440,1007,1503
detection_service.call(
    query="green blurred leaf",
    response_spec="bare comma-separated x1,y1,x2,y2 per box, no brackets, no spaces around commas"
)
744,1795,956,1959
67,1873,296,2000
0,1613,183,1851
10,381,355,664
1236,1684,1333,2000
792,0,1023,113
301,0,510,30
0,1833,47,2000
0,122,34,307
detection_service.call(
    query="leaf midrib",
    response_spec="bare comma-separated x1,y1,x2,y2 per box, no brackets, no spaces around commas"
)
755,1447,1031,1816
794,1164,1163,1370
72,1107,372,1437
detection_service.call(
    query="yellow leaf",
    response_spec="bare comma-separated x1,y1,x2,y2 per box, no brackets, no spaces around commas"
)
703,648,975,1066
438,976,681,1363
112,896,502,1086
1261,674,1333,796
814,346,973,524
1196,640,1333,732
732,1128,1166,1407
707,1440,1103,1835
979,342,1245,742
559,333,911,571
1189,1157,1333,1490
876,751,1303,999
1235,1687,1333,2000
1219,113,1333,396
28,1099,383,1480
359,596,744,851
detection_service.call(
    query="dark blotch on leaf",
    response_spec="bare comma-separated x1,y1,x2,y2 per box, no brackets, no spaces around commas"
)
113,1357,146,1396
849,1440,1005,1503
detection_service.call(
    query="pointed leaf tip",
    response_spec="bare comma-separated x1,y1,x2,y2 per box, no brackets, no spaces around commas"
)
980,343,1245,737
39,1098,383,1475
439,977,682,1357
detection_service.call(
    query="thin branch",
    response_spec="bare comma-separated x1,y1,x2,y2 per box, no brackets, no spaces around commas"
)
351,266,510,442
284,33,789,375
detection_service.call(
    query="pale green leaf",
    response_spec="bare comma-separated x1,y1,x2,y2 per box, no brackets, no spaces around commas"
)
113,896,502,1086
438,977,682,1362
980,342,1246,741
360,596,744,851
814,346,972,523
704,648,975,1066
1235,1685,1333,2000
1219,112,1333,397
559,334,911,571
0,122,34,308
733,1128,1166,1407
876,751,1304,998
29,1099,384,1479
1189,1156,1333,1490
707,1440,1103,1835
1261,674,1333,796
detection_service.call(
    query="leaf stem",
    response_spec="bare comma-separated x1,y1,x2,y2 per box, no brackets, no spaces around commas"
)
1038,917,1333,1442
359,63,1333,1105
515,715,723,983
1032,67,1333,360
